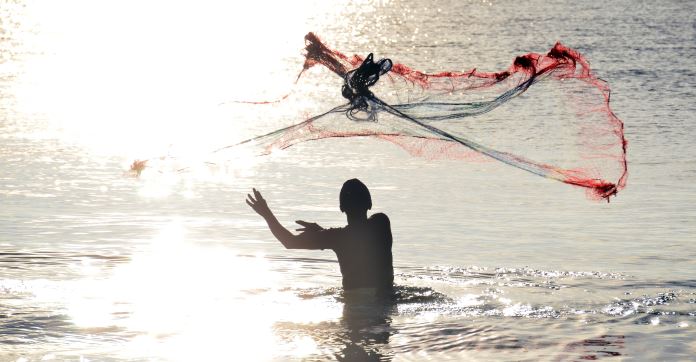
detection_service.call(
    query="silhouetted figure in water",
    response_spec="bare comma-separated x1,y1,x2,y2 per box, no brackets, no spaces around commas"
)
246,179,394,296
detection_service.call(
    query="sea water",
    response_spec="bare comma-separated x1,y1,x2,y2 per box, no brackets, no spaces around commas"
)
1,0,695,360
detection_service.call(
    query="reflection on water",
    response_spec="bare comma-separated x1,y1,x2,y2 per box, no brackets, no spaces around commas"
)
2,235,694,360
1,174,694,361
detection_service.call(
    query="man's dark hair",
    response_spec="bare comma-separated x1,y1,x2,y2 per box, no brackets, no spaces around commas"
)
339,178,372,213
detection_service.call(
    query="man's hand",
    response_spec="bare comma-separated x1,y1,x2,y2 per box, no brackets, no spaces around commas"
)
295,220,324,233
246,188,272,219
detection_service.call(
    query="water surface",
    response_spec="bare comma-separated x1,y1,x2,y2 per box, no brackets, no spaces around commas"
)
1,0,695,360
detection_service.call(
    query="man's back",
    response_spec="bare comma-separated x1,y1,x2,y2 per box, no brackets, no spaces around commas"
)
330,213,393,291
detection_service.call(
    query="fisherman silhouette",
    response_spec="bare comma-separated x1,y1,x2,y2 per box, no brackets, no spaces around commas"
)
246,178,394,297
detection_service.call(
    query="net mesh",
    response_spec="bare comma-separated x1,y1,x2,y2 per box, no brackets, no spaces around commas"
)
139,32,628,201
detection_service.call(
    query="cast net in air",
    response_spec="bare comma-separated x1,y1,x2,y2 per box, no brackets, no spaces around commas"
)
139,33,628,201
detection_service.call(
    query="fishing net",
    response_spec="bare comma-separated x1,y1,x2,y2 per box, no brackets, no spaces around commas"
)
138,33,628,200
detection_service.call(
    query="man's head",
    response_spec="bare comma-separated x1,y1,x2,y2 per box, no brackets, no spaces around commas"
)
339,178,372,213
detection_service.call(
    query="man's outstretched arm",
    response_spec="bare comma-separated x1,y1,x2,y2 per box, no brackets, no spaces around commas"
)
246,188,325,249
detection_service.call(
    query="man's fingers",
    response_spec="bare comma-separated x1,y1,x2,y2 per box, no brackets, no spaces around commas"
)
295,220,322,232
295,221,308,231
245,199,253,207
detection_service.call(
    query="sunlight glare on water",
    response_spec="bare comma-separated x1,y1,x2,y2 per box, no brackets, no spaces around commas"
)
12,1,350,161
28,220,343,360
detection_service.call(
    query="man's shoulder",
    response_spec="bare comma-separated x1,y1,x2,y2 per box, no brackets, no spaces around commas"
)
368,213,392,244
369,212,390,226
